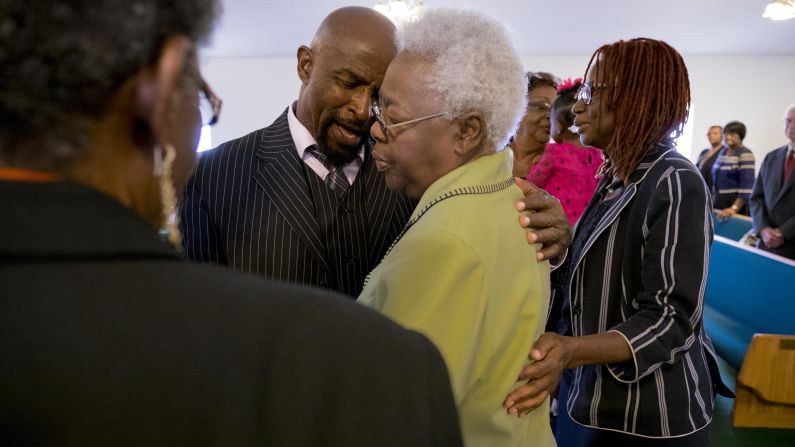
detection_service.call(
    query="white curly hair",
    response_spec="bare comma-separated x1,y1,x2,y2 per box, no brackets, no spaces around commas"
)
396,8,526,149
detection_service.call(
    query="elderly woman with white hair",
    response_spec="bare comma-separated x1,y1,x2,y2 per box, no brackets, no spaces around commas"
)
357,8,555,447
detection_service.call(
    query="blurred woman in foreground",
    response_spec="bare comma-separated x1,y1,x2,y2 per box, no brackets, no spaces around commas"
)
0,1,462,445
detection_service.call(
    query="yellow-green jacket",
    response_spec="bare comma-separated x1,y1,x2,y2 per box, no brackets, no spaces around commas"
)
358,149,555,447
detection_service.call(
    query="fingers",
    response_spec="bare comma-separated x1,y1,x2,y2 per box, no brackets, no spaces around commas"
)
530,227,566,245
503,375,550,407
520,212,555,231
536,242,564,262
515,182,555,214
505,387,550,416
517,391,550,417
514,177,542,197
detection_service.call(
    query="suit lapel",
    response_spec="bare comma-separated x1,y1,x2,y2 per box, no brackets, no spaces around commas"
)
774,147,795,204
252,110,329,271
361,141,399,262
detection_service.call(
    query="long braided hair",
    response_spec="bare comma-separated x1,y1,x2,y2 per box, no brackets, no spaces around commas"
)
585,38,690,183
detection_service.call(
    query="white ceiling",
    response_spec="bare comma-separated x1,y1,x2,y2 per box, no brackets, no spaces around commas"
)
205,0,795,57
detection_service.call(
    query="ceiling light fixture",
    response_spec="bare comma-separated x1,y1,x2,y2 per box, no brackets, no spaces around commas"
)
762,0,795,21
373,0,425,24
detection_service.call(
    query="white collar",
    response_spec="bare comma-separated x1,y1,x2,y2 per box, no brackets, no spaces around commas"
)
287,102,318,157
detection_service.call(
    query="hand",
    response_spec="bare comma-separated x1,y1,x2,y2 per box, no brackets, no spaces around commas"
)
503,332,573,417
761,227,784,248
716,207,736,221
514,178,571,261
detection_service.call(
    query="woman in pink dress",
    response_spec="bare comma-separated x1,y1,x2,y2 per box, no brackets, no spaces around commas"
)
526,79,602,225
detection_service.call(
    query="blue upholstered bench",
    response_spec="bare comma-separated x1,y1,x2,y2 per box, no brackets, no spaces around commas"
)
703,235,795,370
712,212,753,242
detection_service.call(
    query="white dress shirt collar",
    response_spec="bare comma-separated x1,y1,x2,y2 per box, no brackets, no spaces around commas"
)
287,102,364,185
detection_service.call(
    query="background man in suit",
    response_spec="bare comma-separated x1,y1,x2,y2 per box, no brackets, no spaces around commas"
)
0,0,463,444
180,6,570,297
750,104,795,259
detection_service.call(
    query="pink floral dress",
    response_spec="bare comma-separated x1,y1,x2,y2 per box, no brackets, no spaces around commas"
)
526,142,603,225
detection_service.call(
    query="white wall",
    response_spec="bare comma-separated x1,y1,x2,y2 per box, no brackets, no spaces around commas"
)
202,54,795,168
202,56,300,146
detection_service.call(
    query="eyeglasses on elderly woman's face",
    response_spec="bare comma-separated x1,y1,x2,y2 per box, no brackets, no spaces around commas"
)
575,81,610,106
198,77,223,127
526,101,552,113
371,102,451,143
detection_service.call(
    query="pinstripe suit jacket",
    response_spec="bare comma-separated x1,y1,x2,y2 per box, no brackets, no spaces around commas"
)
552,146,730,438
180,109,415,296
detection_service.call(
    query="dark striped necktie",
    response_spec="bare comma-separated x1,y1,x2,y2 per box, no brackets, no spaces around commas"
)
308,145,350,195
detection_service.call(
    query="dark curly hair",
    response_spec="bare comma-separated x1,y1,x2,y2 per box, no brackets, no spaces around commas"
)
723,121,747,140
0,0,220,167
526,71,559,92
552,79,583,132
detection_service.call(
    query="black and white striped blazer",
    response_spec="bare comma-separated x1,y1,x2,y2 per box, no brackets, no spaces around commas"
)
179,109,415,296
554,146,731,438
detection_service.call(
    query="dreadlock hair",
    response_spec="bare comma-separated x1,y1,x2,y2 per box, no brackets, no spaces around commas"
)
584,38,690,183
552,78,583,133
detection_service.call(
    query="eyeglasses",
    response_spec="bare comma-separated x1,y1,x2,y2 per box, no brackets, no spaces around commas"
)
198,78,223,127
371,102,450,143
575,81,609,105
527,100,552,113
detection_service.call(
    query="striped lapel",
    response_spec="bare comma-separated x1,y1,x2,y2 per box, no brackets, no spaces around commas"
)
252,109,329,271
568,148,675,292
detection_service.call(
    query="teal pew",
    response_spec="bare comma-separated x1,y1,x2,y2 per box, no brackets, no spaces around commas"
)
712,212,753,242
703,235,795,370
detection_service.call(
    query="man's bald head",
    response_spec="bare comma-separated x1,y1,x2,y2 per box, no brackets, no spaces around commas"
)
311,6,397,53
295,7,399,167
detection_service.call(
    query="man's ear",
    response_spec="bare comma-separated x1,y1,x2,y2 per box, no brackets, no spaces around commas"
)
454,110,486,157
297,45,313,86
135,36,192,147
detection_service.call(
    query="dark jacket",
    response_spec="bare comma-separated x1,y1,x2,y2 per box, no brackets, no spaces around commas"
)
750,144,795,259
0,180,462,446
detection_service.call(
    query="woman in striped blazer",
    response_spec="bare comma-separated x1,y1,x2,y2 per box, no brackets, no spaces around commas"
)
504,38,731,446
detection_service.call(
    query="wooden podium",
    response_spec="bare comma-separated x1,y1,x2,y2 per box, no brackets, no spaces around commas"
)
732,334,795,428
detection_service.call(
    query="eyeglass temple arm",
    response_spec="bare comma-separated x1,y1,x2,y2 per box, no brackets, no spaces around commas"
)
388,111,451,130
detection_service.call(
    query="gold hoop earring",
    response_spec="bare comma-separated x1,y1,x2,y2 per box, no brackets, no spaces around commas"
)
155,143,182,251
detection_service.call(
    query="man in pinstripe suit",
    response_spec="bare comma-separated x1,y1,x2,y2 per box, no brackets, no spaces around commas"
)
180,6,569,297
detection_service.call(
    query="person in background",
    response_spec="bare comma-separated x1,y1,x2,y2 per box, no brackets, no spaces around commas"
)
0,0,463,445
526,78,603,225
750,104,795,259
358,8,555,446
712,120,755,219
503,38,731,446
695,125,725,191
180,7,570,297
509,71,559,177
